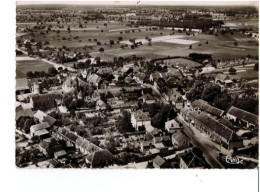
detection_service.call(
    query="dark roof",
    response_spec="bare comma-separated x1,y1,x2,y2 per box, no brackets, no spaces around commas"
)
192,99,224,117
227,106,258,126
190,111,233,143
180,150,207,168
49,159,60,167
86,149,115,167
31,93,62,110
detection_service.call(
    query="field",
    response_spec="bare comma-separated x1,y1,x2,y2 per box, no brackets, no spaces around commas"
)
16,58,52,78
17,19,258,63
222,64,258,80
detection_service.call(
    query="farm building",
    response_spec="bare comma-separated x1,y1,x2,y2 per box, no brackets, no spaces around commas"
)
227,106,258,129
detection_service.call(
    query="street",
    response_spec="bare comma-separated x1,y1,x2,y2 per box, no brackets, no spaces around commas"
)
176,115,225,168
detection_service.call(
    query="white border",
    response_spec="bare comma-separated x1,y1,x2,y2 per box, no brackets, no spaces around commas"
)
0,0,258,192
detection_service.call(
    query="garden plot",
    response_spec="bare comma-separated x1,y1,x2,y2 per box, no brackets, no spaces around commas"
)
120,35,199,45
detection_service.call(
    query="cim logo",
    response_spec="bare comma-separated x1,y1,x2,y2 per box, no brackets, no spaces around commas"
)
223,155,243,165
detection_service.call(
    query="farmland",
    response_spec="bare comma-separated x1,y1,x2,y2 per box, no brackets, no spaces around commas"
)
16,58,52,78
17,19,258,63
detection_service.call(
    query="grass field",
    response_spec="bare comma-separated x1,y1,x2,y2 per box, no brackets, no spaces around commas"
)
16,59,52,78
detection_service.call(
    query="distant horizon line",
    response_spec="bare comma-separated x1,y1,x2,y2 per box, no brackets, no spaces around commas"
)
16,1,258,7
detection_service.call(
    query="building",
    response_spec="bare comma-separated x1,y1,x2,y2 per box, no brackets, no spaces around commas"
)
191,99,224,117
163,88,183,108
30,122,50,137
165,119,182,133
30,93,62,111
153,155,169,168
86,149,115,168
227,106,258,129
131,110,151,130
179,149,208,169
142,94,156,104
189,110,243,150
172,131,190,149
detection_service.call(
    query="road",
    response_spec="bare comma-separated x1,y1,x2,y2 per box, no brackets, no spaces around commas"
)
176,115,225,168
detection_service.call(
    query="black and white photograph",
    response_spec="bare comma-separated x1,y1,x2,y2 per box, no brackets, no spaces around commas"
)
14,0,259,171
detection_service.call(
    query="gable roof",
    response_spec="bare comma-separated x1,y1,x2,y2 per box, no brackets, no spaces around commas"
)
153,155,167,167
215,74,230,81
190,111,234,142
86,149,115,166
88,74,102,85
227,106,258,126
16,108,34,121
30,122,50,133
172,131,189,143
192,99,224,117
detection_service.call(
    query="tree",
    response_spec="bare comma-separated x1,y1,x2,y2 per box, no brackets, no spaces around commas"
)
109,40,114,46
229,67,236,74
26,71,34,78
116,110,134,133
99,47,104,53
254,63,259,71
201,83,221,103
48,67,58,76
23,118,35,134
118,37,123,41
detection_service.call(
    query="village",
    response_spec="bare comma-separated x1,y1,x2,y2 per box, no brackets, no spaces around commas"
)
15,4,258,169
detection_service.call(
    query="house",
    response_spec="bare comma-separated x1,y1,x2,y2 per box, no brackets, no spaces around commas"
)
163,88,183,107
96,99,107,110
49,159,60,168
179,149,208,169
87,73,102,87
86,149,115,168
140,141,152,152
131,110,151,130
16,108,34,121
142,94,156,104
172,131,190,149
58,106,69,114
149,71,162,82
215,74,231,84
191,99,224,117
165,119,182,133
134,73,146,84
153,155,169,168
34,110,56,126
30,122,50,137
180,106,192,122
62,76,77,93
227,106,258,129
30,93,62,111
54,150,67,159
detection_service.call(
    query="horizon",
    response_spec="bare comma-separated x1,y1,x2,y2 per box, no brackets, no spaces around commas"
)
16,1,258,7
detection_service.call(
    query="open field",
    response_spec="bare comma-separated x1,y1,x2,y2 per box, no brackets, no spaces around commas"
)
16,59,52,78
17,19,258,63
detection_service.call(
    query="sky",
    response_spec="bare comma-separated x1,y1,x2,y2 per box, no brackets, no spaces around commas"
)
17,0,258,7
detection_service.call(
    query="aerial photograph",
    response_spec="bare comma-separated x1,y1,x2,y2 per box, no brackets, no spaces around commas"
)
15,1,259,169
